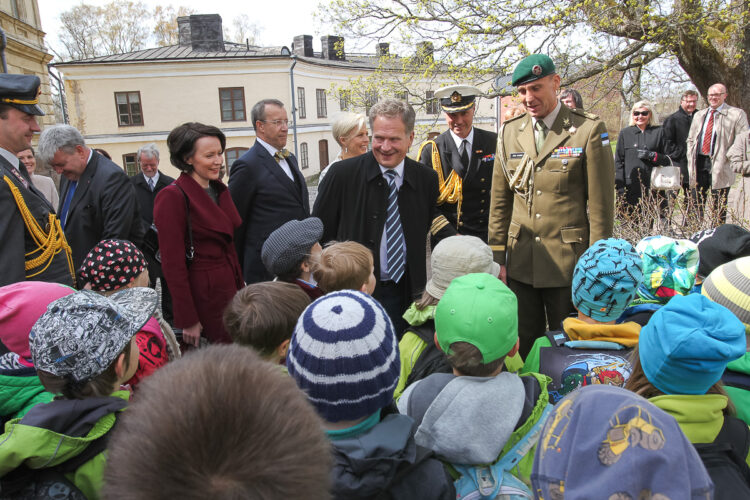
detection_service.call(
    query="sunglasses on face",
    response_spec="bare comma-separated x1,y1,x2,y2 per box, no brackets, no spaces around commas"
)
632,111,650,117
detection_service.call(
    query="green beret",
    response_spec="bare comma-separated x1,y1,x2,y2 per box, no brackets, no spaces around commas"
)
512,54,556,86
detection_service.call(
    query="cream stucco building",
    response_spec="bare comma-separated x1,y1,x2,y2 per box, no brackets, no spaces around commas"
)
0,0,55,128
54,14,497,179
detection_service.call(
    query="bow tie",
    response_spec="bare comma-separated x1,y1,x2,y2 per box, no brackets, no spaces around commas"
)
274,149,291,163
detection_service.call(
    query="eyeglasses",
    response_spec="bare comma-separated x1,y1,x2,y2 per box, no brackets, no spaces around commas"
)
632,110,650,117
261,119,289,127
708,93,726,97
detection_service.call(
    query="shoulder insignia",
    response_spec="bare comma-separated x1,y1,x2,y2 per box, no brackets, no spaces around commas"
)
504,111,528,124
570,107,599,120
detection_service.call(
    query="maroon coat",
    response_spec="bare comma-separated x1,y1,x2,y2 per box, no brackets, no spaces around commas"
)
154,173,243,344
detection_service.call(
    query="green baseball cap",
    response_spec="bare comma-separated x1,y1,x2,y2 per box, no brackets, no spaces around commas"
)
512,54,556,86
435,273,518,363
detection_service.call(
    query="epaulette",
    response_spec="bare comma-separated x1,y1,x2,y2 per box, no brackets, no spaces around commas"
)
504,111,527,124
570,107,599,120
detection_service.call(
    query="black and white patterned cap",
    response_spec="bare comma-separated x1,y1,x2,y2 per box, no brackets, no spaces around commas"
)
30,288,157,382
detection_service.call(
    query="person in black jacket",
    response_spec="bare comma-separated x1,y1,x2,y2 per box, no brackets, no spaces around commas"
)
615,100,672,215
662,90,698,190
313,98,455,333
38,125,144,272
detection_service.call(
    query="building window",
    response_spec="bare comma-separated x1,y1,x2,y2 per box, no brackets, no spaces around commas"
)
219,87,246,122
300,142,309,169
319,139,329,168
297,87,306,119
123,153,138,176
316,89,328,118
339,89,351,111
395,91,408,103
115,91,143,126
225,147,249,172
426,91,439,115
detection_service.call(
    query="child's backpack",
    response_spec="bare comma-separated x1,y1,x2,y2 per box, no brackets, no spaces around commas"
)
452,404,553,500
403,323,452,390
693,415,750,499
538,330,633,404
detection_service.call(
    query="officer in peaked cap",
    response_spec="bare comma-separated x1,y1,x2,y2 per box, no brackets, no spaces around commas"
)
418,84,497,242
0,73,75,286
488,53,615,357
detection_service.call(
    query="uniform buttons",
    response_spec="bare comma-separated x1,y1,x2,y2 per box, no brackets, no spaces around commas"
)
578,237,583,242
535,236,541,242
481,189,486,193
536,167,542,172
535,213,541,218
480,178,486,182
562,166,567,170
536,190,542,196
481,199,485,204
458,222,464,226
480,209,485,213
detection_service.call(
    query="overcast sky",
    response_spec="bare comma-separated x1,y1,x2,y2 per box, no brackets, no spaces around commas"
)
38,0,324,57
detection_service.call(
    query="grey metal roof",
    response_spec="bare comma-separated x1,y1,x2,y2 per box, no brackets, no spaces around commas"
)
54,42,292,65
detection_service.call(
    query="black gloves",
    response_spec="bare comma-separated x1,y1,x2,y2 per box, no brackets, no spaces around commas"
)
637,149,658,162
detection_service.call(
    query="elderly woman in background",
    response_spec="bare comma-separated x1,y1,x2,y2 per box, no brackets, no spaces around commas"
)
615,100,672,213
153,122,244,346
319,112,368,184
17,147,58,208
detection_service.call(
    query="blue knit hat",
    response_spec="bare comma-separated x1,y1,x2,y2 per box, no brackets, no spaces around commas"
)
572,238,644,322
532,385,713,499
286,290,400,422
639,293,746,395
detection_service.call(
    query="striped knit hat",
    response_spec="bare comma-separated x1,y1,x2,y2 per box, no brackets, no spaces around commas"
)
286,290,400,422
702,256,750,332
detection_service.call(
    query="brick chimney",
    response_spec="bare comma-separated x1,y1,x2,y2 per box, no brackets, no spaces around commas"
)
292,35,314,57
321,35,345,61
178,14,224,52
377,43,390,57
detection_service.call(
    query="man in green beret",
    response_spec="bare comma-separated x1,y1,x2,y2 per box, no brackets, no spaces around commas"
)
488,54,615,357
418,85,497,241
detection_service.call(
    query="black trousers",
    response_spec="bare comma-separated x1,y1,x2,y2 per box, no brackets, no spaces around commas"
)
695,155,730,223
507,277,575,358
375,278,409,338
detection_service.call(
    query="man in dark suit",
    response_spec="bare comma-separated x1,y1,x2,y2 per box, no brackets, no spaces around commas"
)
38,124,144,271
418,85,497,241
314,98,455,333
131,143,175,320
0,74,74,286
229,98,309,284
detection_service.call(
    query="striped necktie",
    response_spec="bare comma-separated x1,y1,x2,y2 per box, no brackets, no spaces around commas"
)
148,177,155,191
384,169,406,283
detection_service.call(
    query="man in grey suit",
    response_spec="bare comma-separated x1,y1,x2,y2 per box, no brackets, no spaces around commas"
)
38,125,143,271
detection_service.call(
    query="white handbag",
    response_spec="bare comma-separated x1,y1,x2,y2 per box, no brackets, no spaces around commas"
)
650,157,681,190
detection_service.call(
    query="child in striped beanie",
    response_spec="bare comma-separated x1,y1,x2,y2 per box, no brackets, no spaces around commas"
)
286,290,455,500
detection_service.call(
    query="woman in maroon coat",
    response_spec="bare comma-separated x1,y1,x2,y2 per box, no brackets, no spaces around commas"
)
154,122,244,345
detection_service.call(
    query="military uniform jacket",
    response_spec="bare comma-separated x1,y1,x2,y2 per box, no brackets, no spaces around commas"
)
488,105,615,288
418,128,497,241
0,155,73,286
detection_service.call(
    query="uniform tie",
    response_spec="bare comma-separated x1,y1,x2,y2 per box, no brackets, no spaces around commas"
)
384,169,406,283
459,139,470,172
535,120,548,153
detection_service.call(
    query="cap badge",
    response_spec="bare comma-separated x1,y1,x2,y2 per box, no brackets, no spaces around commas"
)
451,91,462,103
532,64,542,76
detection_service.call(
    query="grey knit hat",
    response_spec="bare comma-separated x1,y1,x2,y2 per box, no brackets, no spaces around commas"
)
262,217,324,277
30,288,157,382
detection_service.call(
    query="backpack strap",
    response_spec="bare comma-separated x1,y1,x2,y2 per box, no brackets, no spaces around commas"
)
405,323,434,345
545,329,568,347
716,414,750,462
722,370,750,392
453,403,555,498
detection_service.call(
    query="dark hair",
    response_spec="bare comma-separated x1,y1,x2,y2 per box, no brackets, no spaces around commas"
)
560,89,584,109
224,282,310,357
314,241,373,293
277,257,308,282
167,122,226,173
37,338,135,399
624,345,736,416
414,290,439,311
682,90,699,99
251,99,285,128
103,344,332,499
446,341,505,377
0,103,13,119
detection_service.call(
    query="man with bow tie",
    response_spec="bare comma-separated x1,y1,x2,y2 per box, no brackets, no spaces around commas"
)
0,74,74,286
229,99,310,283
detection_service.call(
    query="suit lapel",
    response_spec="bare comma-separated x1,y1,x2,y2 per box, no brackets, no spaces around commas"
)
66,153,96,219
517,115,537,158
464,129,489,182
257,144,303,203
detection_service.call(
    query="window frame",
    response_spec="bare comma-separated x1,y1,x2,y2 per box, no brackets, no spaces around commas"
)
300,142,309,169
426,90,439,115
122,153,139,176
297,87,306,119
114,91,144,127
218,87,247,122
224,147,249,173
316,89,328,118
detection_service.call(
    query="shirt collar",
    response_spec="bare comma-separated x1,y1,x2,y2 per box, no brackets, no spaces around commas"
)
449,127,474,151
256,137,280,156
0,147,20,170
379,159,405,178
532,100,562,130
143,171,160,185
710,103,726,113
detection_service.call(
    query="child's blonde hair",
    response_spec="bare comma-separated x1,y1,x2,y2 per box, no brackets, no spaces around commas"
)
314,241,373,293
